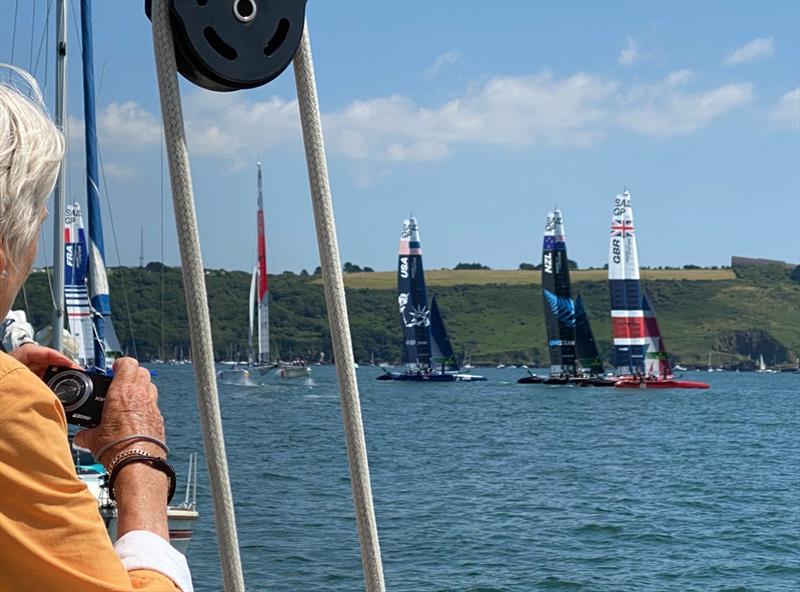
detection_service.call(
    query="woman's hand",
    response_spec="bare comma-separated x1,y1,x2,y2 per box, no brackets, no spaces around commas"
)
9,343,79,379
74,357,166,465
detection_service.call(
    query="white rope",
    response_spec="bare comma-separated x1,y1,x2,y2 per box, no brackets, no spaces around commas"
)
293,22,386,592
150,2,245,591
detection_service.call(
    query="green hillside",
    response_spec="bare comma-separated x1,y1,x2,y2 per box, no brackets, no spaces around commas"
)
14,263,800,367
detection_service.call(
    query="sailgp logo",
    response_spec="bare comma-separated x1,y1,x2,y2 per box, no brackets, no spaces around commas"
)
400,257,409,278
544,252,553,274
545,216,556,232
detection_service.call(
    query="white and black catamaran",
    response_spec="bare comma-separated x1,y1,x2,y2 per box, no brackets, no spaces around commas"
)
378,218,485,382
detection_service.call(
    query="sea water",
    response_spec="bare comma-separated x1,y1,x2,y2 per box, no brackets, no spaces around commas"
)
155,366,799,591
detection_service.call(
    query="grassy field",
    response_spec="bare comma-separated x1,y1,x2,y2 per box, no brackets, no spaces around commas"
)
332,268,736,289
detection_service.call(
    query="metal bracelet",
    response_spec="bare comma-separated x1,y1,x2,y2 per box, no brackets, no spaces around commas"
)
95,434,169,464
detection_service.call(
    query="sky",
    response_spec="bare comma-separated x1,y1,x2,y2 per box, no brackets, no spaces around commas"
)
1,0,798,273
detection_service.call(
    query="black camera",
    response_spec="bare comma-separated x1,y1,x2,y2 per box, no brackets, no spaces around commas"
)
44,365,112,428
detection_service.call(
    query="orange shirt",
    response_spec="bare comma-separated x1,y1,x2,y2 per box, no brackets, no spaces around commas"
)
0,352,184,591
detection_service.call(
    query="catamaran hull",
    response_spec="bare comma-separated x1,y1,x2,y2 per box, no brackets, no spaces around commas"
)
614,378,710,389
517,375,544,384
276,365,311,379
377,371,486,382
574,376,618,387
542,376,572,385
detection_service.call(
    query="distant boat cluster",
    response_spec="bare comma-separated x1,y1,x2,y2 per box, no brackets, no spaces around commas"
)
379,191,713,389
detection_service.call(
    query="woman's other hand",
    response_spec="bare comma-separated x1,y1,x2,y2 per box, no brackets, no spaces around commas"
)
9,343,80,379
74,357,165,465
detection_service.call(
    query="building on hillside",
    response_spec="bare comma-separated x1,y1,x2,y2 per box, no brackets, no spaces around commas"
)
731,256,796,269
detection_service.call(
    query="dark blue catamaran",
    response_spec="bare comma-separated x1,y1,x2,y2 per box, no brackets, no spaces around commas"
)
378,218,485,382
519,209,613,386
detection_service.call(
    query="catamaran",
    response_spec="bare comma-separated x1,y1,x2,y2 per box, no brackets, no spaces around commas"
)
519,209,611,385
217,162,310,382
608,191,709,389
378,218,485,382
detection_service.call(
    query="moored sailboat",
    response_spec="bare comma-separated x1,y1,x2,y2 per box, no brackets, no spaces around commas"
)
378,218,485,382
607,191,708,389
76,0,198,549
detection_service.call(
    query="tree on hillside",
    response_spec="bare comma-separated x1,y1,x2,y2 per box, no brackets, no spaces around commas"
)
454,262,490,270
519,262,540,271
342,262,375,273
520,259,577,270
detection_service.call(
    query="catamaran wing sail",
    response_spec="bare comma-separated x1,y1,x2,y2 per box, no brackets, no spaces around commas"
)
430,296,459,371
397,218,431,370
641,292,672,379
256,162,270,365
541,210,576,376
608,191,645,375
574,294,603,376
64,202,95,366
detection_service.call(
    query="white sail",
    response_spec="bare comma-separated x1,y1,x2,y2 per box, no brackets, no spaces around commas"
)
608,191,640,282
248,265,257,366
608,190,646,374
64,202,95,366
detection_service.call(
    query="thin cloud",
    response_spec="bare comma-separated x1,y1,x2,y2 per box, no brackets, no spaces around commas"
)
616,70,753,136
425,50,461,77
768,87,800,129
98,101,161,149
618,36,638,66
91,69,757,169
102,162,138,179
725,37,775,66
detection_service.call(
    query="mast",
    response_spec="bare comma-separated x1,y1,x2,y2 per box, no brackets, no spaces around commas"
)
81,0,118,369
256,162,269,364
541,210,576,376
608,190,645,375
139,227,144,268
397,218,431,370
50,0,68,353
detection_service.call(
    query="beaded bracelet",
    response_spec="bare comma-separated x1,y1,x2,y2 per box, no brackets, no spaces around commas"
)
107,449,176,503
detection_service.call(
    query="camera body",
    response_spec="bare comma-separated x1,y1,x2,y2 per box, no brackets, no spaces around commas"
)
44,365,112,427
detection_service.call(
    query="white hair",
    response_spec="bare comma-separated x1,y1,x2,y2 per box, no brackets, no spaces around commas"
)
0,64,64,270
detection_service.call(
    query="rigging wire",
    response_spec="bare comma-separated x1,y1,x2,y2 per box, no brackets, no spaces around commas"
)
43,0,51,97
28,0,36,72
97,148,139,360
10,0,19,63
160,126,166,361
31,0,53,80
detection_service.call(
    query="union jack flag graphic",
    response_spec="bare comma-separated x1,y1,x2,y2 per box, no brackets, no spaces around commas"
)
610,220,635,237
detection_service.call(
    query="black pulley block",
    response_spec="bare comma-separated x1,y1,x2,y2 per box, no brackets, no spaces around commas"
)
146,0,308,92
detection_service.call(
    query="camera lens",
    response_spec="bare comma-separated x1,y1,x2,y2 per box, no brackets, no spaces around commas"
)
48,371,92,412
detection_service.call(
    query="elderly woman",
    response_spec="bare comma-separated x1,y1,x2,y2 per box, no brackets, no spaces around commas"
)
0,68,192,590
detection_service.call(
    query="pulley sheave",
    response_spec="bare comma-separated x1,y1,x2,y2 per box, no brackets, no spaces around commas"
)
146,0,307,92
